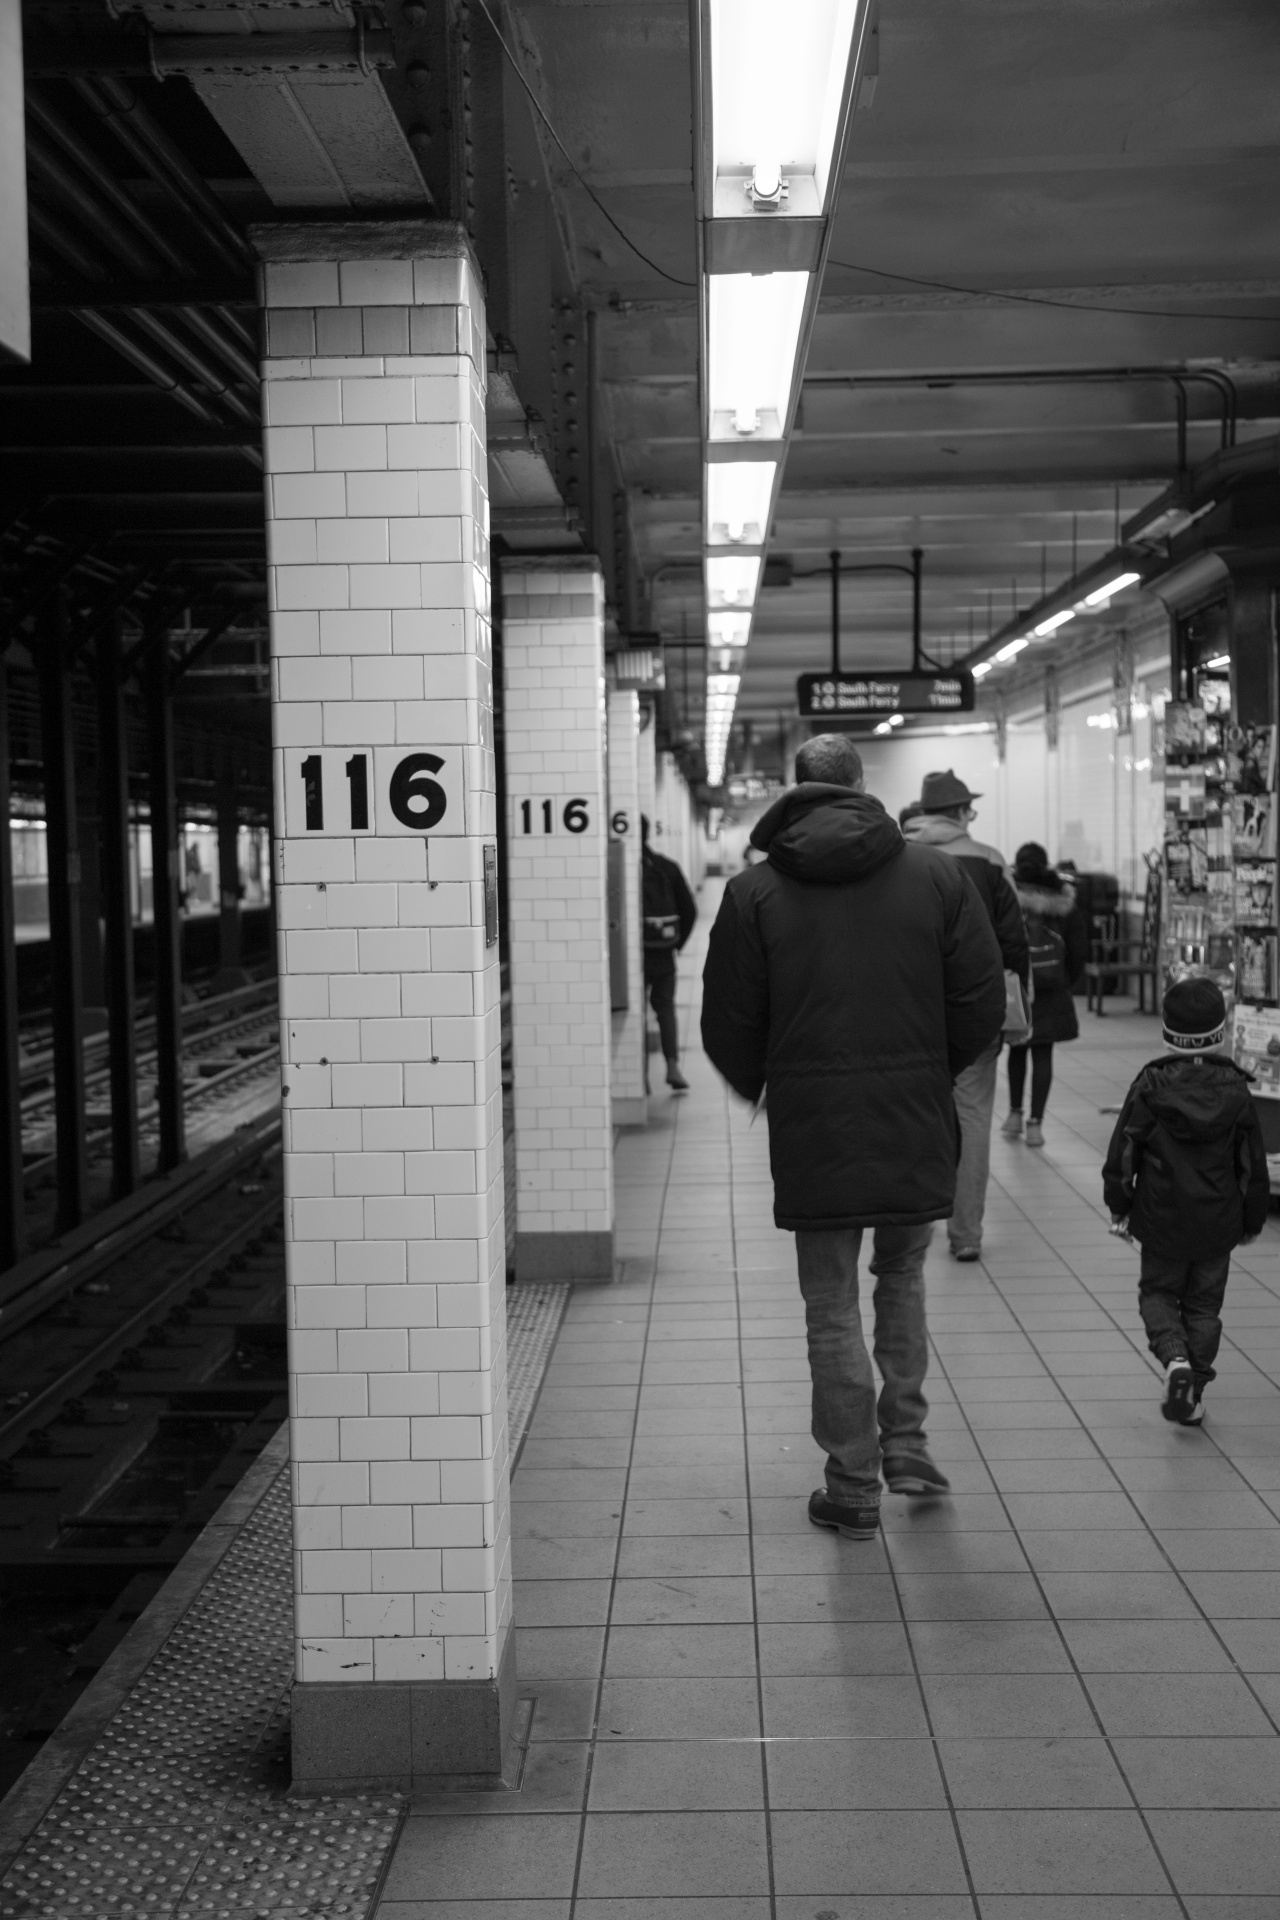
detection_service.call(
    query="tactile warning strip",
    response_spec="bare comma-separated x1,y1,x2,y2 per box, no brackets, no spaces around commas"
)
505,1283,570,1464
0,1287,571,1918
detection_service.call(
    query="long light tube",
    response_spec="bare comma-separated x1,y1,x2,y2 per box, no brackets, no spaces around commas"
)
708,272,809,439
1080,570,1141,608
709,0,866,212
995,637,1030,662
707,461,778,546
1032,609,1074,638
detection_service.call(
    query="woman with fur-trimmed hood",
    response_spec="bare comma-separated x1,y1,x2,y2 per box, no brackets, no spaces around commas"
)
1002,843,1090,1146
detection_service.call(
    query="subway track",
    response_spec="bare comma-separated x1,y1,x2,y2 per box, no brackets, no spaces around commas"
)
0,1116,286,1800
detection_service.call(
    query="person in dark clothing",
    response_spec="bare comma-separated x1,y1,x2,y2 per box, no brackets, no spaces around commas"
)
641,814,698,1092
1002,842,1089,1147
904,771,1029,1259
1103,978,1269,1425
701,734,1005,1539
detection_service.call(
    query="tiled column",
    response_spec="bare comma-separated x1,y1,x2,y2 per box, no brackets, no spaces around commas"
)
608,687,646,1126
500,557,614,1280
255,222,514,1791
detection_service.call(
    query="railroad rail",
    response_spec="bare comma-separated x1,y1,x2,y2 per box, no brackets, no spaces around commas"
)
0,1115,287,1788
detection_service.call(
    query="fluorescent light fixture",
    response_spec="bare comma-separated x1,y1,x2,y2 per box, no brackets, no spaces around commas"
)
995,637,1030,662
707,611,751,650
1080,570,1141,608
707,554,762,610
709,0,867,212
1032,610,1074,638
1205,653,1231,670
971,661,993,679
873,720,893,735
708,272,809,439
707,461,777,546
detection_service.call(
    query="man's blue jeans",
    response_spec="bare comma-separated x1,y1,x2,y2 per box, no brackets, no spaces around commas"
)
795,1224,935,1507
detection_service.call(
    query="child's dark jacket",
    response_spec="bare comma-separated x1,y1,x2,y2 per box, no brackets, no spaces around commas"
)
1102,1055,1270,1259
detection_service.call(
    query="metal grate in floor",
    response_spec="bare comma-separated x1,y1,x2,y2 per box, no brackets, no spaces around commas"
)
505,1283,570,1464
0,1288,572,1918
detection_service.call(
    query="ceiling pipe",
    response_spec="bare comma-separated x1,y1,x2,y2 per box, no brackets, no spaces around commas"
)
25,88,191,279
75,78,252,276
803,365,1238,453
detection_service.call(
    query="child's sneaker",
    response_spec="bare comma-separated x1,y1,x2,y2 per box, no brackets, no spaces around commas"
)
1025,1118,1044,1147
1161,1358,1197,1424
1001,1111,1023,1139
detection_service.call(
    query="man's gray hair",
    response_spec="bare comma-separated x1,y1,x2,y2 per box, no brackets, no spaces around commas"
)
795,734,864,789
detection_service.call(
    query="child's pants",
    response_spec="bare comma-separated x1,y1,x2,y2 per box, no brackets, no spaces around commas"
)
1138,1248,1230,1393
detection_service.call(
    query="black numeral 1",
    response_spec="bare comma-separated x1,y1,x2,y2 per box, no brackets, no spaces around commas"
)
346,754,369,830
301,754,323,830
542,799,553,833
520,800,531,834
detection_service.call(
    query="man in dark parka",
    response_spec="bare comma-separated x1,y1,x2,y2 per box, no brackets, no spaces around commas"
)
701,735,1005,1538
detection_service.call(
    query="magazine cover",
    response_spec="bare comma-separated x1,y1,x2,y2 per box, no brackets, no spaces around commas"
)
1165,830,1208,895
1164,702,1208,759
1238,931,1278,1002
1232,1006,1280,1097
1233,792,1278,858
1226,723,1278,795
1234,862,1276,926
1166,766,1207,821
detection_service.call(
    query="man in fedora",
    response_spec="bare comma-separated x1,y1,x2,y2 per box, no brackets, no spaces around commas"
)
904,771,1028,1261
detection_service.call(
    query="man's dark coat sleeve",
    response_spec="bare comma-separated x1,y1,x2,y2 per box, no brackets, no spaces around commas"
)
1242,1099,1271,1236
991,867,1030,984
1102,1083,1143,1217
670,860,698,948
939,863,1008,1077
701,881,768,1102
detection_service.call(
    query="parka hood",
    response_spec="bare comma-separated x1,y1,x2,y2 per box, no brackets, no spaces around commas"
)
1016,878,1077,918
750,784,905,885
1138,1054,1256,1142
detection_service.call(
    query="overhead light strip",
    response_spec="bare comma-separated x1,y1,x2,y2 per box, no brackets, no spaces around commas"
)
693,0,876,785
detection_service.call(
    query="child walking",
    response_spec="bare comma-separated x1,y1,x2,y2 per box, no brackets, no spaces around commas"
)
1103,979,1269,1425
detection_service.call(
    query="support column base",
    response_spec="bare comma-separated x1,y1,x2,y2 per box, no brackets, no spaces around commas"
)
612,1095,648,1127
290,1630,517,1793
514,1230,614,1282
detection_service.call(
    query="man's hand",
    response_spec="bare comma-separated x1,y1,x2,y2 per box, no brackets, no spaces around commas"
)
1108,1215,1135,1244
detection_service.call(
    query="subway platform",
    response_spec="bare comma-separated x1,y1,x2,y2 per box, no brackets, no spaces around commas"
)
5,937,1280,1916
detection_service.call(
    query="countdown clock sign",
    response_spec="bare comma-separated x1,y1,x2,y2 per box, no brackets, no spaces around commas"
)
281,747,465,837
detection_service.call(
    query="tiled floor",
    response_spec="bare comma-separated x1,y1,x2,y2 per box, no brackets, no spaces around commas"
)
379,892,1280,1920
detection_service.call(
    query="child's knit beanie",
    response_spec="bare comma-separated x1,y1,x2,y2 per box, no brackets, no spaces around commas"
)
1163,977,1227,1052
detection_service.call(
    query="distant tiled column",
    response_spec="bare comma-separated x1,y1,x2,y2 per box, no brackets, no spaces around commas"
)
638,702,657,833
500,557,614,1280
255,222,515,1793
608,687,646,1126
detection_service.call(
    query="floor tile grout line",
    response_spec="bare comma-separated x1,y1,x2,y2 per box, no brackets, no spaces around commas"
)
563,1082,676,1918
960,1248,1280,1742
725,1091,778,1920
876,1497,984,1919
922,1326,1196,1920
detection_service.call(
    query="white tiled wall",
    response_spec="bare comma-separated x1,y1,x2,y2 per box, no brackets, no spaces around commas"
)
607,688,646,1121
262,247,511,1693
501,560,614,1260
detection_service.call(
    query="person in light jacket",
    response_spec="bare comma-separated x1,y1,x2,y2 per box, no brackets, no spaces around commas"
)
904,771,1029,1260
